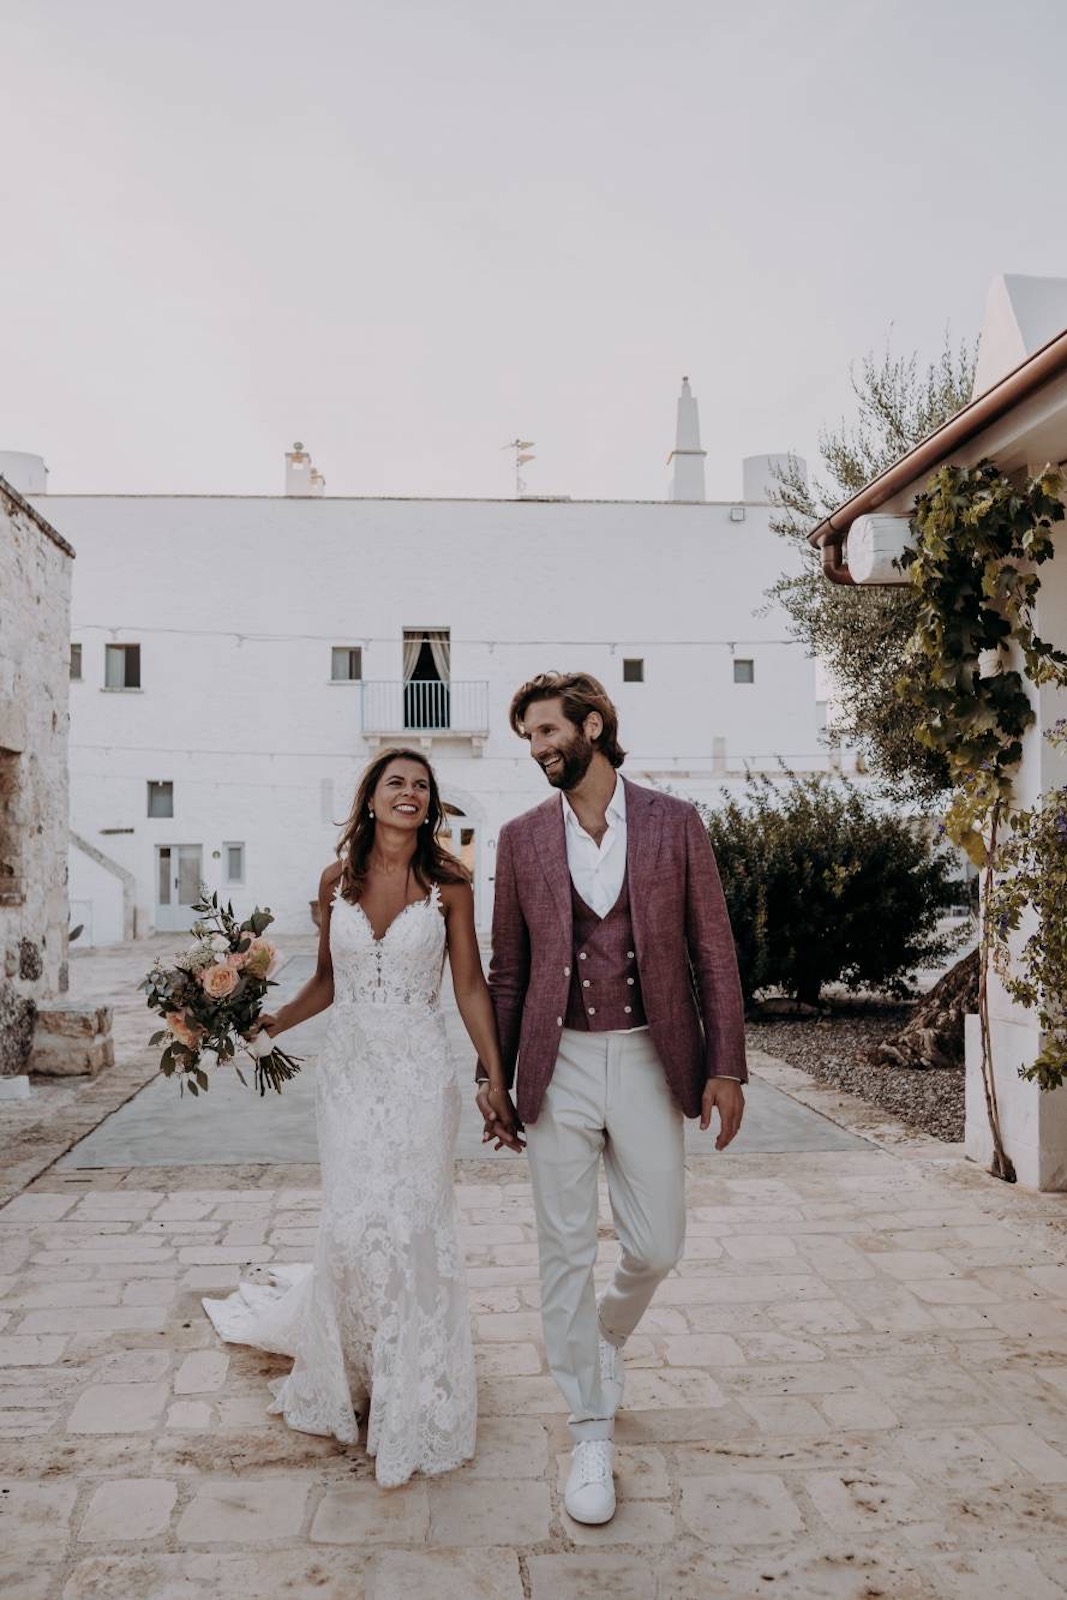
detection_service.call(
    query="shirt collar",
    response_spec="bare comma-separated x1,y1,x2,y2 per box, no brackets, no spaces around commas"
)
561,774,625,832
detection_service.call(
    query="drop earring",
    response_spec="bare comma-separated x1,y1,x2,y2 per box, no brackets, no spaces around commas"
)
368,808,375,820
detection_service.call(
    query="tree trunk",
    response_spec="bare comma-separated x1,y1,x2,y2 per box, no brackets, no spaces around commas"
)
869,948,978,1069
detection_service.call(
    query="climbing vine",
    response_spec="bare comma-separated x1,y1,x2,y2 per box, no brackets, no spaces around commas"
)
988,720,1067,1091
897,459,1067,1180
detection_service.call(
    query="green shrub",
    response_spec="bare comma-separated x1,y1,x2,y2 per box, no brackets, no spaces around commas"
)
701,772,965,1007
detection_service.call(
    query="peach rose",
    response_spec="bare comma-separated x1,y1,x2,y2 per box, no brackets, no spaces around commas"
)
201,961,239,999
243,937,279,980
165,1011,206,1049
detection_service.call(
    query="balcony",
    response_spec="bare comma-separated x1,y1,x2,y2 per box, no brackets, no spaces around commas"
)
360,680,490,753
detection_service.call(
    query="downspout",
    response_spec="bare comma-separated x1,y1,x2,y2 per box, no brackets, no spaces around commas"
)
821,538,855,587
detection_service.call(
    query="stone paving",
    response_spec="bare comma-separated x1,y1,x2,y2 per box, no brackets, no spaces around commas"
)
4,941,1067,1596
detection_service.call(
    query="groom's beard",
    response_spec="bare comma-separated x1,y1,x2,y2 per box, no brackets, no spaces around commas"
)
538,730,595,791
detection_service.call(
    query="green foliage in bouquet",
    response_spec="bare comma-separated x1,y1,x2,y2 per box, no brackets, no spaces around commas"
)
702,771,965,1008
140,891,301,1096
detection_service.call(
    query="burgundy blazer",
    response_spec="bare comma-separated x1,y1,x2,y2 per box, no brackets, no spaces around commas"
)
486,777,747,1124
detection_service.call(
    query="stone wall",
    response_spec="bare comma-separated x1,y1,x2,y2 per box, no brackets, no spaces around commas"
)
0,477,74,1075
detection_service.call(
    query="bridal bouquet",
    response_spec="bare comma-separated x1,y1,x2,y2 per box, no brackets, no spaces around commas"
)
140,892,302,1097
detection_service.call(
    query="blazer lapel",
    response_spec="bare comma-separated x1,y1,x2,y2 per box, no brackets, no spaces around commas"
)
624,779,663,954
532,797,573,942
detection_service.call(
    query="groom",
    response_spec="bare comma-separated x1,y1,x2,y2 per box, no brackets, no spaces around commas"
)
476,671,746,1525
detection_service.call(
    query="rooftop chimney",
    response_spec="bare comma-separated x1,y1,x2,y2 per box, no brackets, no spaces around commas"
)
0,452,48,496
285,441,325,497
667,378,706,502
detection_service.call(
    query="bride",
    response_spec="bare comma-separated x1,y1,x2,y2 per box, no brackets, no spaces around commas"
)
203,748,522,1487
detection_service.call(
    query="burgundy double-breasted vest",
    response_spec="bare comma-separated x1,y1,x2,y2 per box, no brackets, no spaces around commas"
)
563,875,648,1032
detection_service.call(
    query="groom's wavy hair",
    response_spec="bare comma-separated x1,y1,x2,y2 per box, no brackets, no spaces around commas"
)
337,747,471,902
509,672,627,769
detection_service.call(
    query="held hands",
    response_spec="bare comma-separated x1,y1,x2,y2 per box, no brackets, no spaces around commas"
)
475,1081,526,1153
700,1078,745,1151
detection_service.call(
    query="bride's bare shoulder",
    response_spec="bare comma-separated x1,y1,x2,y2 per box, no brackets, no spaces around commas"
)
320,861,344,896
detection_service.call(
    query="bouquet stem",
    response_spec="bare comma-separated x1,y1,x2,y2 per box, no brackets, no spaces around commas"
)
247,1044,303,1097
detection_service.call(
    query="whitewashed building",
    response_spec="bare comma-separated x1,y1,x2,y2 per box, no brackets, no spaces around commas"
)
11,385,833,942
808,276,1067,1190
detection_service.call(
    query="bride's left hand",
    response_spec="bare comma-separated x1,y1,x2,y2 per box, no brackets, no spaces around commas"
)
243,1015,280,1059
476,1082,525,1152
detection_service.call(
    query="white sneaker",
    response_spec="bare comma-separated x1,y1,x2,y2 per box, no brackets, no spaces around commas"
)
598,1331,625,1413
564,1439,616,1524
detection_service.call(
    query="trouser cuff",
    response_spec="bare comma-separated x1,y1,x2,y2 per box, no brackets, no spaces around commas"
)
569,1416,615,1444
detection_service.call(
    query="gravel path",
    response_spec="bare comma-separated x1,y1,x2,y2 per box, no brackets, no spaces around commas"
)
746,1002,966,1143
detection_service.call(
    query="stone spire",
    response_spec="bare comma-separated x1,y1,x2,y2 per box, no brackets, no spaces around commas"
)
667,377,706,502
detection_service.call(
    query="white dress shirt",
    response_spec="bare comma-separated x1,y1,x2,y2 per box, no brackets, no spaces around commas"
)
562,775,627,916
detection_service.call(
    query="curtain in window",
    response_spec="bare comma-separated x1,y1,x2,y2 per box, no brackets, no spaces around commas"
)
425,630,450,682
105,646,124,689
403,634,422,682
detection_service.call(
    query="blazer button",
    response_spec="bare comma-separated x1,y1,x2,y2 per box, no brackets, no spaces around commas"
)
627,977,635,985
582,979,591,988
624,1005,632,1014
579,952,588,960
588,1007,596,1016
627,951,635,959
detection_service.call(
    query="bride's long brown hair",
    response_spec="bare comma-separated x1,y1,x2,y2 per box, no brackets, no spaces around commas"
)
336,747,471,902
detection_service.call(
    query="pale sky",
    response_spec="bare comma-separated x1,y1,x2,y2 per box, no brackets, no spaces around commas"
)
3,0,1066,502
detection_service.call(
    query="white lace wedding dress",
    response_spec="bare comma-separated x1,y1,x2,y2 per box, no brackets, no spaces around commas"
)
203,883,477,1487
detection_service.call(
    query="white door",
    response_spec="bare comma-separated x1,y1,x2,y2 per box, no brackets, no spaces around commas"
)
440,814,478,920
155,844,203,932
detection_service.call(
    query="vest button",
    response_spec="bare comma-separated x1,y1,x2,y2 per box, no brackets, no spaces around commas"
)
556,1016,563,1026
579,952,588,960
582,980,590,988
627,977,635,985
588,1007,596,1016
563,966,571,977
627,951,635,959
624,1005,632,1014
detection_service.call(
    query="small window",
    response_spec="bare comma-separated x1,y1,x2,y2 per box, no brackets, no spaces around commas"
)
224,842,245,883
147,781,173,818
733,658,754,684
105,643,141,689
331,647,362,682
622,658,644,683
0,748,23,904
70,643,83,681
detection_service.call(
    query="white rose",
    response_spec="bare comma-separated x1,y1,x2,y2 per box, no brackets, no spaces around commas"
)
210,934,230,954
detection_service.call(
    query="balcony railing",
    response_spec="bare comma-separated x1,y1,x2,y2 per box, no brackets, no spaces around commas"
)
361,680,490,740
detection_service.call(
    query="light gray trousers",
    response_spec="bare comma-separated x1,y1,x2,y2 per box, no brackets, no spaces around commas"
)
525,1026,686,1442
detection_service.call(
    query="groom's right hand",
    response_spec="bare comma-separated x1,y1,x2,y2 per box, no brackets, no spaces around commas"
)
475,1082,525,1153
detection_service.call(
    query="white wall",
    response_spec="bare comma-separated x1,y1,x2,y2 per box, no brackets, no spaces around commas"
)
45,492,824,939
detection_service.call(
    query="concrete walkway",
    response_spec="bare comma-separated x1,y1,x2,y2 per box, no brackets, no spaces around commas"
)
58,953,867,1169
3,938,1067,1598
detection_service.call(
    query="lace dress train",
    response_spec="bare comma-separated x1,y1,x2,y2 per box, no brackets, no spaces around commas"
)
203,885,477,1487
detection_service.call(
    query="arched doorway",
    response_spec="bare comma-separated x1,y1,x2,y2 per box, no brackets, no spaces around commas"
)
440,803,476,878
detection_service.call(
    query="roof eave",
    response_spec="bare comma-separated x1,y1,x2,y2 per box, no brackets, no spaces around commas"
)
807,325,1067,570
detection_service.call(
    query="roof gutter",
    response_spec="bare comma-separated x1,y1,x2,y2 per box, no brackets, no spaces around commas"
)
808,325,1067,585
